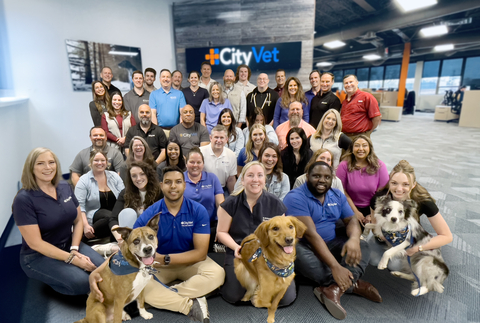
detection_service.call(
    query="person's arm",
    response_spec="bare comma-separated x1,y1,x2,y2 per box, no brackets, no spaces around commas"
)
154,233,209,266
149,95,158,125
124,128,134,156
101,115,118,142
371,115,381,131
273,99,282,129
226,175,236,194
74,177,95,238
238,91,247,127
199,99,208,127
200,113,207,127
341,216,362,267
302,102,309,123
266,126,279,145
278,174,290,201
234,129,245,157
89,102,102,127
295,216,353,291
215,194,225,210
406,212,453,256
338,133,352,151
216,206,241,258
151,109,158,125
71,172,81,186
155,149,166,165
343,191,365,224
71,206,85,247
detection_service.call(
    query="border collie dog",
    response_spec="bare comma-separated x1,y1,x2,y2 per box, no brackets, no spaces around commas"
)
364,195,449,296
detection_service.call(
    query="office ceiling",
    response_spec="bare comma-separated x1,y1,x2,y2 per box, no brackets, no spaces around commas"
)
313,0,480,69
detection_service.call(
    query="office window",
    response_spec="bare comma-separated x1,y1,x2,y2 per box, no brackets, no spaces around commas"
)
438,58,463,94
357,68,369,89
384,65,400,89
406,63,416,91
344,69,356,77
369,66,384,90
463,56,480,90
332,70,344,91
420,60,440,95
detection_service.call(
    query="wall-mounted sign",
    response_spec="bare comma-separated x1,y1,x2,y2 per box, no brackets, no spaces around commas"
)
185,42,302,73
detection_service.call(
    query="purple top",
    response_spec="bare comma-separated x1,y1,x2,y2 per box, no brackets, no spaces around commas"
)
336,160,389,208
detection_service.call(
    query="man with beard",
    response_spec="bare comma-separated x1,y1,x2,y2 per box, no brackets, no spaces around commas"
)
246,73,279,125
283,161,381,320
124,104,168,164
101,66,121,97
124,70,150,124
144,67,158,93
222,69,246,128
170,104,210,157
69,127,125,186
275,101,316,150
309,72,341,129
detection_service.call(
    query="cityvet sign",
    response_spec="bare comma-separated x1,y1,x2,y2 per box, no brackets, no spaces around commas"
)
185,42,302,72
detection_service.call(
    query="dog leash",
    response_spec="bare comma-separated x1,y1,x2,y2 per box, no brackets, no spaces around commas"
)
406,230,422,297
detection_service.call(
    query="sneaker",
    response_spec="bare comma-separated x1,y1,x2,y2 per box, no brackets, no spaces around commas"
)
213,243,226,253
187,297,210,322
91,242,119,258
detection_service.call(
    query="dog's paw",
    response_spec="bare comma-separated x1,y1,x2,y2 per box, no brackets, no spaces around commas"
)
411,286,429,296
122,311,132,321
139,308,153,320
390,271,402,277
378,257,389,270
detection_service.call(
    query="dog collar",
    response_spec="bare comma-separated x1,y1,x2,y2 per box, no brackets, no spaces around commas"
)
382,225,410,247
248,247,295,278
109,251,158,276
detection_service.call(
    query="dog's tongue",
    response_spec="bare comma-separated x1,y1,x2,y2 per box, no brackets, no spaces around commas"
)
284,246,294,254
141,256,154,266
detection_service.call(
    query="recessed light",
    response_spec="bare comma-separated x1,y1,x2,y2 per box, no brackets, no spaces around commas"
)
395,0,437,12
316,62,333,67
363,54,382,60
420,25,448,37
434,44,454,52
324,40,346,49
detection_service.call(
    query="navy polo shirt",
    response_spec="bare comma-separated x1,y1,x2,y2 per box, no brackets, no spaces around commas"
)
237,148,258,167
221,191,287,247
13,182,79,254
184,171,224,221
283,184,353,242
134,197,210,255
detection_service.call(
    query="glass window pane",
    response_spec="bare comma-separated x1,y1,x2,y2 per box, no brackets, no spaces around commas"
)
384,65,400,90
332,70,343,91
370,66,384,81
357,68,369,81
344,69,356,77
438,59,463,93
332,70,343,81
420,61,440,94
463,56,480,90
422,61,440,78
406,63,416,91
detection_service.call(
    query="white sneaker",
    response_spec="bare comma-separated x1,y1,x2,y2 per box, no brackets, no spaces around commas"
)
91,242,119,258
187,297,210,322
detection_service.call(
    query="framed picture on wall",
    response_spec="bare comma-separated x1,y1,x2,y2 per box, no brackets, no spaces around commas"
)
65,39,142,92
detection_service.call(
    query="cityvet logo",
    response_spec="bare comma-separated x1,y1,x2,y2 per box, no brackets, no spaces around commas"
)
205,46,280,66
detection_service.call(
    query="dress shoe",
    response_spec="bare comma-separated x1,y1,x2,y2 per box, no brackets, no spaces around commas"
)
352,279,383,303
314,284,347,320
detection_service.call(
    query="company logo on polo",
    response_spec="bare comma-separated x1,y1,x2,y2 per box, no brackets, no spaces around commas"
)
205,46,280,66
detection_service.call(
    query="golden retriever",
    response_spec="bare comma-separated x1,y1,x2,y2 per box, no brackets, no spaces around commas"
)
234,216,307,323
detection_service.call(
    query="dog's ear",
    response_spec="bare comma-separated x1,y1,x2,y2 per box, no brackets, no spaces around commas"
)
254,220,270,248
112,227,133,241
288,216,307,238
146,212,161,232
403,199,419,221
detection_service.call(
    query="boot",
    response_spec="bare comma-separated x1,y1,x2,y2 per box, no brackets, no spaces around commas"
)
314,284,346,320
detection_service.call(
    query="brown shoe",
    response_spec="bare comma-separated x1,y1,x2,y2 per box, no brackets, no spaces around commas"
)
352,279,383,303
314,284,346,320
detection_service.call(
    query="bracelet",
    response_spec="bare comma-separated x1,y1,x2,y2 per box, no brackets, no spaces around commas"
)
70,246,79,251
65,252,76,264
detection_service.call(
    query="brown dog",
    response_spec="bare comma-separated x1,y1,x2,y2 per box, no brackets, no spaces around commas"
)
234,216,307,323
76,214,159,323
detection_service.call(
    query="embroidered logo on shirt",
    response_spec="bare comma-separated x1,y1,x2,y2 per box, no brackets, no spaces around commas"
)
201,184,213,189
327,203,337,207
262,217,272,222
202,223,207,226
181,221,194,227
148,134,155,137
64,196,72,203
180,133,198,138
170,96,177,99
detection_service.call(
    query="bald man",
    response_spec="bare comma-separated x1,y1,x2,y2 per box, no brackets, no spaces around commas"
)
246,73,279,125
223,69,246,127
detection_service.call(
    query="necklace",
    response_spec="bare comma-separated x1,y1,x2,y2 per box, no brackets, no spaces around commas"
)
191,87,198,97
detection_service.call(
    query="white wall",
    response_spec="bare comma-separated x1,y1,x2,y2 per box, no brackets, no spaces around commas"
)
0,0,176,237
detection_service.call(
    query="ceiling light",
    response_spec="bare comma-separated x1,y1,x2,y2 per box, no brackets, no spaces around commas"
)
420,25,448,37
434,44,454,52
316,62,333,67
324,40,346,49
363,54,382,60
108,51,139,56
395,0,437,12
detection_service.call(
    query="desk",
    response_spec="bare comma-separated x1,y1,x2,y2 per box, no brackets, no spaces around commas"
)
434,105,459,122
459,91,480,128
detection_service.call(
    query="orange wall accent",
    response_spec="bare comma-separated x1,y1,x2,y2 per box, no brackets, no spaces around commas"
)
397,42,411,107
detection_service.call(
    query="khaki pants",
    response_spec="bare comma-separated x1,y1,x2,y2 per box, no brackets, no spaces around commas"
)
143,256,225,315
344,130,372,141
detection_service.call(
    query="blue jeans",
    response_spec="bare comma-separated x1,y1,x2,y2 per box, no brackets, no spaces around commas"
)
295,237,370,288
20,241,105,295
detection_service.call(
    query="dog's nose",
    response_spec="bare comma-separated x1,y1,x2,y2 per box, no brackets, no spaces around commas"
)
285,237,293,244
391,217,397,223
143,246,153,254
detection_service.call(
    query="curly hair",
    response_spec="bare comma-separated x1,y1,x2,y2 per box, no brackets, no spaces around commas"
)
124,161,162,211
259,142,283,181
280,77,308,109
342,135,380,175
218,108,237,143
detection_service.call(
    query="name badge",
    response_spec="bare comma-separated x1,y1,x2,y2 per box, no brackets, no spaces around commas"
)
322,102,328,104
358,100,363,103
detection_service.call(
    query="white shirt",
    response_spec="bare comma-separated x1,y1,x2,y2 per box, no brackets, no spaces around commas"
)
200,145,237,187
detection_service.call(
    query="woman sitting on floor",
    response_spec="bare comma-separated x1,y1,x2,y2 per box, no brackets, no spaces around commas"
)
281,127,313,189
243,107,278,145
237,124,268,175
120,136,157,181
13,148,104,295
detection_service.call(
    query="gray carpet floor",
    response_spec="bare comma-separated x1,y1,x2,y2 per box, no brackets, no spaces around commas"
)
14,113,480,323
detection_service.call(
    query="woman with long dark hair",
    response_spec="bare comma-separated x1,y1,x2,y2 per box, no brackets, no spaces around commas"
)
218,108,244,156
273,77,309,128
182,71,209,123
89,81,112,127
281,127,313,189
156,140,186,181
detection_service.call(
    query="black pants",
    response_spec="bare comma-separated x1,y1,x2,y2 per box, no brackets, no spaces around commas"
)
83,209,118,242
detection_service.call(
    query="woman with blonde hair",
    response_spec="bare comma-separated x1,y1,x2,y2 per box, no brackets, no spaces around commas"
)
89,81,112,127
310,108,351,169
200,82,233,132
13,148,104,295
236,124,268,175
273,76,309,128
217,161,295,305
120,136,156,181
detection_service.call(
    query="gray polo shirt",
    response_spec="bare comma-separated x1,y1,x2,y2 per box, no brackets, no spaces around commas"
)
124,88,150,123
69,146,125,176
169,122,210,157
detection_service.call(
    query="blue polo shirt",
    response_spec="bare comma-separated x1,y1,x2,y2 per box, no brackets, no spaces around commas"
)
13,182,79,254
149,87,186,128
237,147,258,166
134,197,210,254
199,98,232,133
183,171,223,221
283,184,353,242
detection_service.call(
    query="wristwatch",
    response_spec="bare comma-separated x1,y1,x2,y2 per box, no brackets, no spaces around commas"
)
418,245,424,252
164,254,171,265
70,246,79,251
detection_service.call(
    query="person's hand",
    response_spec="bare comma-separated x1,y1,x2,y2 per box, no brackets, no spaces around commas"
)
364,215,372,224
234,245,242,259
341,237,362,267
71,253,97,272
406,246,419,257
89,269,104,302
355,211,365,226
331,265,353,292
117,137,126,146
84,224,95,239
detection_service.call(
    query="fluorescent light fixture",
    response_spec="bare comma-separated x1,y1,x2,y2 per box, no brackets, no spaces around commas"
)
420,25,448,37
108,51,139,56
324,40,346,49
395,0,437,12
363,54,382,60
434,44,454,52
316,62,333,67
